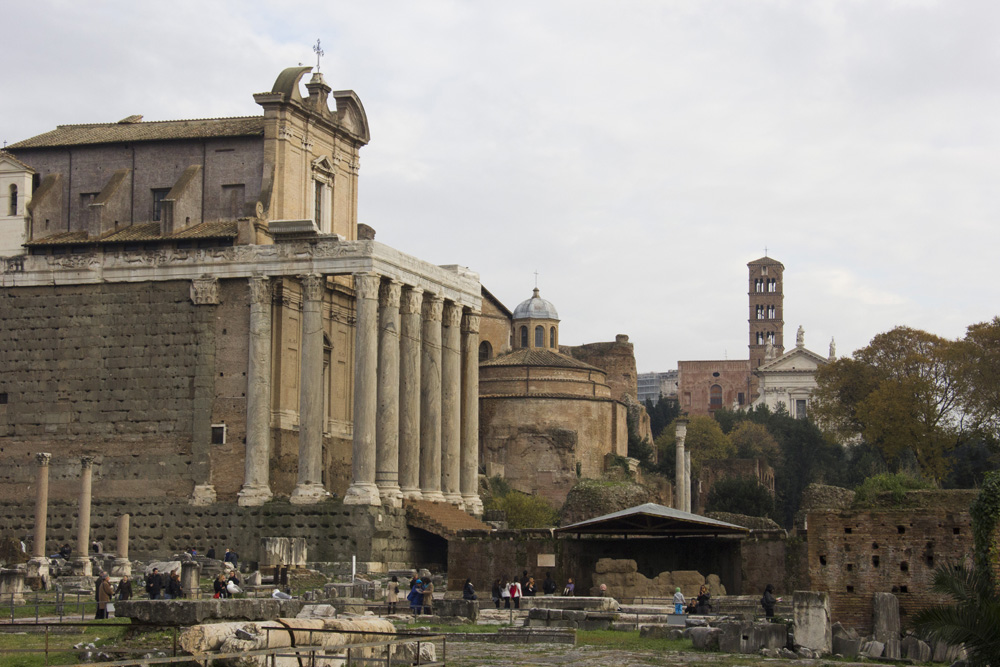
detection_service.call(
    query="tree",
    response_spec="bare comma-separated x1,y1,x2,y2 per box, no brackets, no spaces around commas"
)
654,416,733,477
813,326,964,482
729,421,782,468
644,396,680,440
956,317,1000,440
705,476,776,519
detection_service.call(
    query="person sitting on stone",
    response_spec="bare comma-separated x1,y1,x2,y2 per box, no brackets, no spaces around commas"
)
213,573,228,598
542,572,556,596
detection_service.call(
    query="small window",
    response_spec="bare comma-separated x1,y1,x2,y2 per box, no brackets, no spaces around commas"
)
767,305,775,319
519,326,528,348
534,325,544,348
550,326,555,348
152,188,170,221
846,585,854,593
737,392,745,405
0,392,7,404
756,332,764,345
478,341,493,362
211,424,226,445
314,180,324,226
8,184,17,216
872,555,880,567
795,399,807,419
900,561,909,573
709,384,723,408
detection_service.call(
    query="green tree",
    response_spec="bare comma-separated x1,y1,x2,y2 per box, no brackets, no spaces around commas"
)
644,396,681,440
654,415,733,477
813,326,964,482
705,476,776,519
956,317,1000,440
729,421,782,467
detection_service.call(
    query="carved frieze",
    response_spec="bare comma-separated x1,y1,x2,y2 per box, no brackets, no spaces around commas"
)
400,287,423,315
422,294,444,322
443,301,463,328
301,274,325,302
190,276,220,305
354,272,380,301
248,276,272,305
379,279,402,309
462,310,482,334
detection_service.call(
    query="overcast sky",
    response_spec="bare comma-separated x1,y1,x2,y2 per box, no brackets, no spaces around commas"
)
5,1,998,372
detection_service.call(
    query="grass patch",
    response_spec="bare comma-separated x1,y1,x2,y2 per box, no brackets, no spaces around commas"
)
577,629,692,652
395,622,499,633
0,625,130,667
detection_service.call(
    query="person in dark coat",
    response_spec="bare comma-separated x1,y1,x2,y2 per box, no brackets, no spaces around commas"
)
165,570,183,599
761,584,779,619
491,578,503,609
542,572,557,596
145,568,163,599
214,573,228,598
462,578,477,600
206,547,216,560
695,585,712,614
116,575,133,601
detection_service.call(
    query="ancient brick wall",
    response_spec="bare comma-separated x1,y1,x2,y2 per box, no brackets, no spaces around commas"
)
806,499,974,633
676,360,752,416
0,500,423,566
561,335,638,402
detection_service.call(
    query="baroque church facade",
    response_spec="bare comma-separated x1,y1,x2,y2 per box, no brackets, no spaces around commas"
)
0,66,483,518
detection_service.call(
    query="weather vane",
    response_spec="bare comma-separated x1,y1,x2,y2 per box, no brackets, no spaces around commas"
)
313,39,324,72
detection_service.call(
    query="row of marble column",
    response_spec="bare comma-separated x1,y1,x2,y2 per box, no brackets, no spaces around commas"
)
27,454,131,582
237,273,482,513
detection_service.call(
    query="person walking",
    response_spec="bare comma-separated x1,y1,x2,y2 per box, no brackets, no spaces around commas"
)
407,579,424,615
509,579,522,609
386,575,400,614
116,575,133,601
96,572,114,619
145,568,164,600
491,578,503,609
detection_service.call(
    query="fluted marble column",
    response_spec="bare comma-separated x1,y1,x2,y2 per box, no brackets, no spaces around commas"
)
460,310,483,514
419,294,445,502
440,301,463,505
73,456,94,576
398,288,423,500
376,279,403,507
675,419,687,512
27,453,51,582
291,274,330,504
344,272,381,506
239,277,274,506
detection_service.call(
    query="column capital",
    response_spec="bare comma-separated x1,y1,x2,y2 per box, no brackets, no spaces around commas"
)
249,276,272,304
80,455,94,469
35,452,51,467
461,309,481,334
443,301,463,328
400,286,423,315
422,293,444,322
379,279,402,309
300,273,325,302
355,272,380,301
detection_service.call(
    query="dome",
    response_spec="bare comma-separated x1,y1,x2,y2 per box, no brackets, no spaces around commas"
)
512,288,559,321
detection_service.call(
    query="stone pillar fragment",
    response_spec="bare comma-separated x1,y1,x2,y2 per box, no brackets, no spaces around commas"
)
239,276,274,506
793,591,832,654
675,419,687,512
398,287,423,500
460,309,484,514
376,279,403,507
419,294,445,502
685,451,692,514
73,456,94,577
440,301,463,505
344,272,381,506
291,274,330,504
181,561,201,598
111,514,131,578
27,453,51,584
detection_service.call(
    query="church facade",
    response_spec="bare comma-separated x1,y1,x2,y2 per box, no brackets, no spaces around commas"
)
0,66,483,516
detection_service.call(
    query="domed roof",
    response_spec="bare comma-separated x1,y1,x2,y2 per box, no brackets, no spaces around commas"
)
512,288,559,321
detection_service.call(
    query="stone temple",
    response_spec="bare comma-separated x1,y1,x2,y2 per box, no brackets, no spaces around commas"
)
0,66,487,570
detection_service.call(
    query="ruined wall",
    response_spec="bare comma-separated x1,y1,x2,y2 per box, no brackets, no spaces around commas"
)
676,360,751,416
806,494,975,634
0,500,424,566
739,530,809,599
561,334,638,402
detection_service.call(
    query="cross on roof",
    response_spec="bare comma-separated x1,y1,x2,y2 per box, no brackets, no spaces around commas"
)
313,39,325,72
534,270,539,288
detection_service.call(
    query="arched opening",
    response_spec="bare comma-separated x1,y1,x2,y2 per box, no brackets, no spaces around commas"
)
534,325,544,348
519,326,528,348
709,384,723,409
479,340,493,361
549,326,556,348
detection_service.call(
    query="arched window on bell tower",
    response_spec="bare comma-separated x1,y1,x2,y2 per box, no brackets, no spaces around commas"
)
534,325,544,348
8,184,17,216
520,326,528,348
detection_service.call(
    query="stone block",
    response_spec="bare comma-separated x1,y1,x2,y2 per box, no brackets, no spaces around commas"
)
610,622,636,631
872,592,900,644
528,618,549,627
115,599,305,625
563,610,587,622
832,635,861,658
689,626,722,650
832,621,858,640
527,608,548,620
639,625,673,639
883,638,900,659
580,618,611,631
717,622,787,654
901,635,931,662
792,591,831,655
862,640,884,658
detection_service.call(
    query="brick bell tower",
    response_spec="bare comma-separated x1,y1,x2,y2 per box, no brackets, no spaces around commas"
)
748,256,784,395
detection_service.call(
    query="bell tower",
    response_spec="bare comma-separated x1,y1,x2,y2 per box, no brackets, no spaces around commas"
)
748,256,784,375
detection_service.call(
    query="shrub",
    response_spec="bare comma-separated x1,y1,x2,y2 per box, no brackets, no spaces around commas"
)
852,472,933,508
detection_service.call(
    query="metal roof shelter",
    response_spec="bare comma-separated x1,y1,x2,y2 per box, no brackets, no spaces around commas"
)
555,503,750,538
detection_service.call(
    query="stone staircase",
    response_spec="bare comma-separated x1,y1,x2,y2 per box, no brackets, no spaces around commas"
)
405,500,492,538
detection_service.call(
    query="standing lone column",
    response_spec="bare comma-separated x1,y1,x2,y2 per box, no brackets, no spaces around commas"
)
440,301,463,506
111,514,131,577
460,309,484,515
239,277,274,506
675,419,688,512
685,451,693,514
376,279,403,507
344,272,382,506
419,294,445,502
27,453,51,584
73,456,94,577
291,274,330,505
398,287,423,500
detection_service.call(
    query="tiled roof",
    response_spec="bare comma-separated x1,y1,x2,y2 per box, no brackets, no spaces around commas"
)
8,117,265,149
480,347,601,371
26,221,238,246
0,151,34,170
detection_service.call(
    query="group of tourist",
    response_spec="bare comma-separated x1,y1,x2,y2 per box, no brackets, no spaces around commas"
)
143,567,184,599
93,570,134,619
671,585,713,615
213,570,243,598
490,571,570,609
403,575,435,614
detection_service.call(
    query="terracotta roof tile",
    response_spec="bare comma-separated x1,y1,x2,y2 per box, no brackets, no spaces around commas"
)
8,117,265,149
26,221,238,246
480,347,602,371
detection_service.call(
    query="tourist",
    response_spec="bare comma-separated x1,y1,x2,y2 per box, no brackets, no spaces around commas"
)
542,572,556,596
59,543,71,560
695,585,711,615
520,570,530,588
525,577,536,597
165,570,183,599
462,578,477,601
206,546,216,560
386,575,399,614
562,578,574,596
116,575,133,601
422,577,435,615
145,568,163,600
407,579,423,614
508,578,522,609
224,548,239,569
213,573,228,598
491,578,503,608
96,572,114,619
761,584,779,619
672,587,685,615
